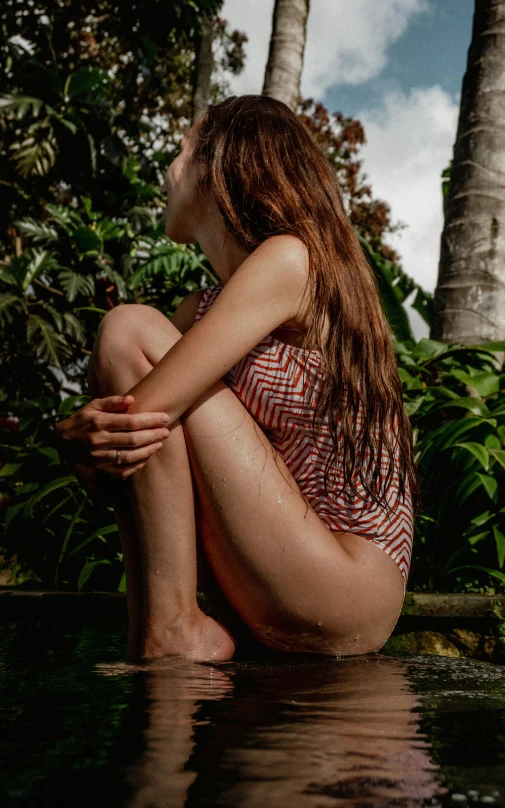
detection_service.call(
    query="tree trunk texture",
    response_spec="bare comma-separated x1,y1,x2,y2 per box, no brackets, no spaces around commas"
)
262,0,310,112
431,0,505,346
191,13,215,126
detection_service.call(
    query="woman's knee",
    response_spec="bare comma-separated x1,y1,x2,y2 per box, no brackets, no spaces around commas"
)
96,303,180,365
96,304,155,346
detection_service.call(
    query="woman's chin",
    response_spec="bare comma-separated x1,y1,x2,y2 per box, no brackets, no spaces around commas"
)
164,220,193,245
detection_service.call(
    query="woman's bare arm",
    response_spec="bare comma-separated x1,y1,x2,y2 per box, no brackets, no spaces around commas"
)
123,235,310,422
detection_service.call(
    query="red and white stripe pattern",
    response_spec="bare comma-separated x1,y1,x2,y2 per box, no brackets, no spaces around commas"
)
194,283,414,587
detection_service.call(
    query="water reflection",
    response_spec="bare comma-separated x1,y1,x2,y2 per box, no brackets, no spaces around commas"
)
96,654,447,807
2,620,505,806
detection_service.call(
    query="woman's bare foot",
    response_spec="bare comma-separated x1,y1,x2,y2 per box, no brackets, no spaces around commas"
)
140,611,236,662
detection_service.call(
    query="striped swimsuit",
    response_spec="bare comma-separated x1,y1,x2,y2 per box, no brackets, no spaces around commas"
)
194,282,414,589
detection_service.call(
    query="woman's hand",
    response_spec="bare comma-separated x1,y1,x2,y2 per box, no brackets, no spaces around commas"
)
54,394,171,480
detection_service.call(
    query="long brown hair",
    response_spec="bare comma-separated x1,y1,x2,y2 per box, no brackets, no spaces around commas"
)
190,94,422,519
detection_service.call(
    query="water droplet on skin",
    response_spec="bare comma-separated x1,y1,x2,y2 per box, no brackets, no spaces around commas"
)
317,621,322,626
282,545,287,551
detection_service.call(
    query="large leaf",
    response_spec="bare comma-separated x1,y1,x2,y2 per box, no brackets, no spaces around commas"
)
14,217,58,243
26,314,73,367
22,475,77,517
0,93,43,118
453,441,489,471
10,121,58,177
0,293,25,326
58,269,95,302
493,526,505,569
66,67,110,98
77,558,112,592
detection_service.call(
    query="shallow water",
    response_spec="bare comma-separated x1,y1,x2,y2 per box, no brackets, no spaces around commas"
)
1,621,505,806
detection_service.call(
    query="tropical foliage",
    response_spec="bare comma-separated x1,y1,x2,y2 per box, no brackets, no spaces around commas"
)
398,334,505,593
3,0,497,596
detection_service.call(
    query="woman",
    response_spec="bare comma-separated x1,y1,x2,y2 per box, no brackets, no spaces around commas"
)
55,94,421,663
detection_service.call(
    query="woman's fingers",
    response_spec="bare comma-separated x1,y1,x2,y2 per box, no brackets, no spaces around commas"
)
85,399,170,435
97,426,170,449
94,441,165,478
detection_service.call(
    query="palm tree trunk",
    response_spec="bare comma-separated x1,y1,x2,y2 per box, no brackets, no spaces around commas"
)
262,0,310,112
431,0,505,346
192,13,215,125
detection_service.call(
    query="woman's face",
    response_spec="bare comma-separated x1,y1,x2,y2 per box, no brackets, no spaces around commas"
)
161,130,206,243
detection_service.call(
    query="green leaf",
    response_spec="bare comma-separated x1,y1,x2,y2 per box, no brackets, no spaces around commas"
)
68,524,119,559
10,123,58,177
62,311,86,342
20,248,61,292
72,226,102,257
485,434,502,451
77,558,112,592
454,472,485,504
72,306,108,316
22,475,77,517
0,462,22,476
469,340,505,353
469,510,494,528
46,204,84,233
0,266,19,286
14,217,58,243
494,526,505,568
26,315,73,367
412,338,449,362
58,394,91,416
453,442,489,470
66,67,110,98
118,571,127,592
405,398,423,417
0,93,44,118
416,416,485,471
468,531,491,546
445,564,505,584
0,293,25,326
476,473,499,503
435,398,490,416
4,500,25,528
448,369,500,398
58,269,95,302
489,448,505,471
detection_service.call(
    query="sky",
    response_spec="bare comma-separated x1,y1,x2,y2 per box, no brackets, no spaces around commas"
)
220,0,475,341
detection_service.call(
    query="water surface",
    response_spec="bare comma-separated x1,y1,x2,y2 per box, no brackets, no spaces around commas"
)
1,620,505,806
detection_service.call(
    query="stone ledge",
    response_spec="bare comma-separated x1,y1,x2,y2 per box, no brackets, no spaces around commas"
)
402,592,505,618
2,589,505,617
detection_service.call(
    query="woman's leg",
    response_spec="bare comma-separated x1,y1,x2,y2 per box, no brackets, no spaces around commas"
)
88,327,240,661
94,303,405,659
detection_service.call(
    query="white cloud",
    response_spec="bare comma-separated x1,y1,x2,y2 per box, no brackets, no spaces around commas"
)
356,85,459,338
303,0,430,96
220,0,430,96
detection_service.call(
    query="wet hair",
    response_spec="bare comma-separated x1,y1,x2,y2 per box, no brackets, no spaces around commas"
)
189,94,422,519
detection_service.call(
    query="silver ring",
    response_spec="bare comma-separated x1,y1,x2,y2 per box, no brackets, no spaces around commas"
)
115,449,122,466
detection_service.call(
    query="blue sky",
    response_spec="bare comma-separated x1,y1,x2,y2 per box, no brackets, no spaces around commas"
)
324,0,474,117
221,0,476,340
